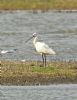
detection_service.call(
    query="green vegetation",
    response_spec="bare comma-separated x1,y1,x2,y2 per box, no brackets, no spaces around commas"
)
0,60,77,85
0,0,77,10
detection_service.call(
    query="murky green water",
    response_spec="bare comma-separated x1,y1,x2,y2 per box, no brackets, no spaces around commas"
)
0,10,77,60
0,84,77,100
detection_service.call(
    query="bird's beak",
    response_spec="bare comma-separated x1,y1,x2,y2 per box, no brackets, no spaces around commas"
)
25,36,33,43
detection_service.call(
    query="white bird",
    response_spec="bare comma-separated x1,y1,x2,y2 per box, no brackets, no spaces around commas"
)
1,50,8,54
0,49,17,54
26,32,56,67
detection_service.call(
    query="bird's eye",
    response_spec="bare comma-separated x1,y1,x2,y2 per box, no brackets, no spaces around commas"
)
33,35,35,37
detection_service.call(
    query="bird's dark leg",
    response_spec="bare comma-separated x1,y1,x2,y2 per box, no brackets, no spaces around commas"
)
42,53,44,66
44,54,46,67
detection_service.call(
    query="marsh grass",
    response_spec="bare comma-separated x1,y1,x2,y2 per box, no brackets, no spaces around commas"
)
0,60,77,85
0,0,77,10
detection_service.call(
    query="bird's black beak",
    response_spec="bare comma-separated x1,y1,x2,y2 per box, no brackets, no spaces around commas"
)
25,36,33,43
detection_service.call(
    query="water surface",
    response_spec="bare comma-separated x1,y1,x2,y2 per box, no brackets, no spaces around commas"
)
0,10,77,61
0,84,77,100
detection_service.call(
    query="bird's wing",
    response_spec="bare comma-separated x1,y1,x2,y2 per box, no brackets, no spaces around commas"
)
36,42,49,49
35,42,49,52
42,42,50,49
39,42,56,54
35,42,56,54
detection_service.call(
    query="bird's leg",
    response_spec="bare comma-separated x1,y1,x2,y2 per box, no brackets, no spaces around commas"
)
42,53,44,67
44,54,46,67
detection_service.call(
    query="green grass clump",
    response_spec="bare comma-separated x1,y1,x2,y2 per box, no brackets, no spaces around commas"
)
0,60,77,85
0,0,77,10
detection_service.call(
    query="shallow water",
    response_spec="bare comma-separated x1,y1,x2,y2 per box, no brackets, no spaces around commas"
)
0,10,77,61
0,84,77,100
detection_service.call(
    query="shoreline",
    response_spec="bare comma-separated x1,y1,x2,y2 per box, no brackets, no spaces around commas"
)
0,60,77,85
0,9,77,15
1,9,77,11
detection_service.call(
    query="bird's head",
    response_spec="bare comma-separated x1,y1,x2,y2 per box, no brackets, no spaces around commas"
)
25,32,37,43
33,32,37,37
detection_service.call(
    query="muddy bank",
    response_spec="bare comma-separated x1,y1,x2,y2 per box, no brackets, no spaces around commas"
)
1,73,77,86
0,60,77,85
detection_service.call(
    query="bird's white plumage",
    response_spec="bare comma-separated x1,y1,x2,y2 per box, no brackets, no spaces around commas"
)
26,32,56,66
33,34,56,55
34,42,55,55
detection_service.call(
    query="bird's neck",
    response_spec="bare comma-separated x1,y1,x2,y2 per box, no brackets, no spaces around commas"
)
33,37,38,46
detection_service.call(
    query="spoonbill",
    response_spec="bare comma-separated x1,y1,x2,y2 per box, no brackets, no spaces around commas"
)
26,32,56,67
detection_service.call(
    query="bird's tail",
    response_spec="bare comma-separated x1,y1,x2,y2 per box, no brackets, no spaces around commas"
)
49,48,56,55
